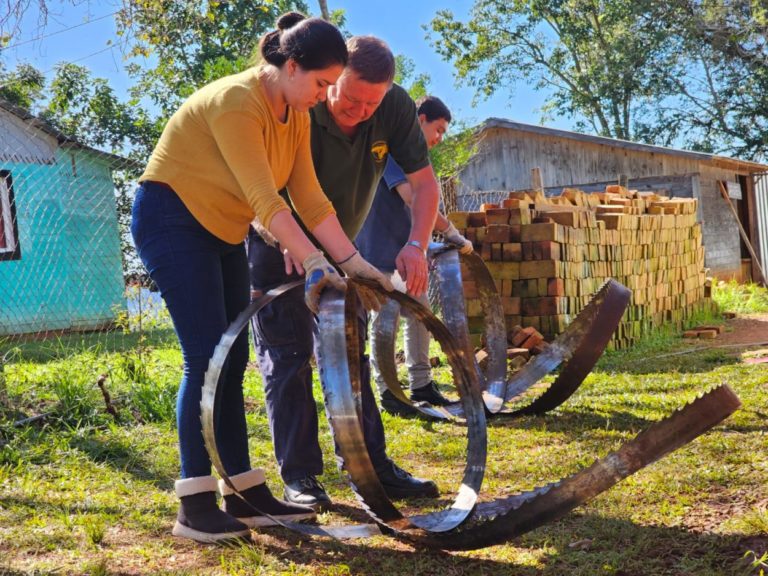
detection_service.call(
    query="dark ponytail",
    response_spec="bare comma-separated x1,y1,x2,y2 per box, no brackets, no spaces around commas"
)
259,11,347,71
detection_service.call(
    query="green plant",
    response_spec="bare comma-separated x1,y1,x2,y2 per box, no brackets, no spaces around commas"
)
81,514,107,546
713,280,768,314
82,557,109,576
127,377,177,424
50,362,104,427
743,550,768,576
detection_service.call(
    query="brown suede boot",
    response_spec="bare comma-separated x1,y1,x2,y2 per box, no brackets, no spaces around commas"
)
172,475,251,543
219,469,316,528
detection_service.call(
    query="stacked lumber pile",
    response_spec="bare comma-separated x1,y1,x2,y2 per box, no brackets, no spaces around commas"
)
448,185,713,348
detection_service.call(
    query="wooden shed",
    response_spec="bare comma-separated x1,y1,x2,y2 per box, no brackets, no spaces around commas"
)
453,118,768,283
0,99,129,336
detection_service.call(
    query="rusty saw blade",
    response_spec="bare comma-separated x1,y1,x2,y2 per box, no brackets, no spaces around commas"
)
374,244,630,419
200,277,740,550
200,280,382,540
315,282,488,536
411,384,740,550
314,281,740,549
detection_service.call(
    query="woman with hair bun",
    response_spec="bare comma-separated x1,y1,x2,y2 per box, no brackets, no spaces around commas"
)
131,12,393,544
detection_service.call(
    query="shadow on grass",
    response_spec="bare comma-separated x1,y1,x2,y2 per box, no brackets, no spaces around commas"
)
66,431,174,490
0,494,131,518
596,347,742,376
245,511,767,576
2,328,178,364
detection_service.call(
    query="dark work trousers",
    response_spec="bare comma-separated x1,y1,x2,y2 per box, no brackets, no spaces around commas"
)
247,230,388,482
131,181,251,479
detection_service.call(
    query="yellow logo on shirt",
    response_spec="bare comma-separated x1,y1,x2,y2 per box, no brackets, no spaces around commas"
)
371,141,388,163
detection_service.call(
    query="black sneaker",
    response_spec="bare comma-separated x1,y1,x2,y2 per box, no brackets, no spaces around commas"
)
376,460,439,499
283,476,332,511
411,381,454,406
380,389,419,416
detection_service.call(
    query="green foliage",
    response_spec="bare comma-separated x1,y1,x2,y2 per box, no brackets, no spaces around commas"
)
638,0,768,160
48,355,108,428
427,0,682,140
427,1,768,159
126,373,177,424
80,514,108,546
712,280,768,314
117,0,309,117
37,63,157,278
0,62,45,108
395,54,431,102
429,121,477,180
393,54,477,180
41,62,160,159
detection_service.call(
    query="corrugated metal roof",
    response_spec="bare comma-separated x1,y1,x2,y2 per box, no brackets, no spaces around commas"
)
481,118,768,173
0,98,142,171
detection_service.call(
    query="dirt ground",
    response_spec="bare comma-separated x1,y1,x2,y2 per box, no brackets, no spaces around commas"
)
715,313,768,348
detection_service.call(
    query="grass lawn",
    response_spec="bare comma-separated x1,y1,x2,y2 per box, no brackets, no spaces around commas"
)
1,284,766,575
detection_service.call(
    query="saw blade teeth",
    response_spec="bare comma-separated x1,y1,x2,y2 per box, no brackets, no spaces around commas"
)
201,266,740,550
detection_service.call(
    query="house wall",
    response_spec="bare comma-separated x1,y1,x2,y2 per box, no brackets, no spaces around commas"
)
456,128,751,279
0,148,125,335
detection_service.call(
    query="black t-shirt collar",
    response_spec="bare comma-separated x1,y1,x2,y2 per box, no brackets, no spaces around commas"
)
312,101,374,142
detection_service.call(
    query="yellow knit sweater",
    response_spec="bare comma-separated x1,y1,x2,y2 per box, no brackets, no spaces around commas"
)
141,68,335,244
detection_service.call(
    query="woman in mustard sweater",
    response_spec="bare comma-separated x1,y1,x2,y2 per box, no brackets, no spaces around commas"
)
131,12,392,543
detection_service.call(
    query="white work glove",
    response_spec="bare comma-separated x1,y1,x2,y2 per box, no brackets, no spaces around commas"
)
441,222,473,254
338,251,394,311
303,251,347,314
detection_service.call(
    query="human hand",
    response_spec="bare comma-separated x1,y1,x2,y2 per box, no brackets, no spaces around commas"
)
395,242,428,296
283,248,304,276
441,222,473,254
338,251,393,311
303,251,347,314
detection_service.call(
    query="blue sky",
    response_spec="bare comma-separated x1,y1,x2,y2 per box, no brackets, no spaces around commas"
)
2,1,567,129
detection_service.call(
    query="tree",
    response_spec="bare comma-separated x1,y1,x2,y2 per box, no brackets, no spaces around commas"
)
116,0,309,118
428,1,768,160
395,54,430,102
427,0,683,141
395,54,477,191
639,0,768,159
0,62,45,107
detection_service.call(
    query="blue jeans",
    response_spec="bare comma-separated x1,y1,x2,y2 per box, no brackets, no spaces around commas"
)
247,230,388,482
131,181,251,479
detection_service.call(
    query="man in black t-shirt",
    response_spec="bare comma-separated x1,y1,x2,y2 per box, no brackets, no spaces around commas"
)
248,36,441,509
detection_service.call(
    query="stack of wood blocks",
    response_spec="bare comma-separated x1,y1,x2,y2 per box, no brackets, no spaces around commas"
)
448,185,713,348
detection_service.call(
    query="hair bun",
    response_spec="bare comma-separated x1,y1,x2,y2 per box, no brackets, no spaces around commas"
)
276,11,305,31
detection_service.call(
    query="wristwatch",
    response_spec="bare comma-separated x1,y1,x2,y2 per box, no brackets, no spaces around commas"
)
406,240,426,255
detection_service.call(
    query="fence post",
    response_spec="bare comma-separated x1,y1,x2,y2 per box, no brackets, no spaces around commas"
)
0,351,7,408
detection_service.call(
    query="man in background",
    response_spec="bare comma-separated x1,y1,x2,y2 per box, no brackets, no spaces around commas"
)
248,36,443,509
356,95,473,415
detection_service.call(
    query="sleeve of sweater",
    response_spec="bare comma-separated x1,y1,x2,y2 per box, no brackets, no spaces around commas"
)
285,115,336,232
208,108,291,231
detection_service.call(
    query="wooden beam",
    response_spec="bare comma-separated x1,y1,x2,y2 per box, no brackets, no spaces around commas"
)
531,167,543,193
718,181,766,285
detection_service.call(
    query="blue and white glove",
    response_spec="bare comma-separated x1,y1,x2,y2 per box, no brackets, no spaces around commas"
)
303,251,347,314
441,222,474,254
